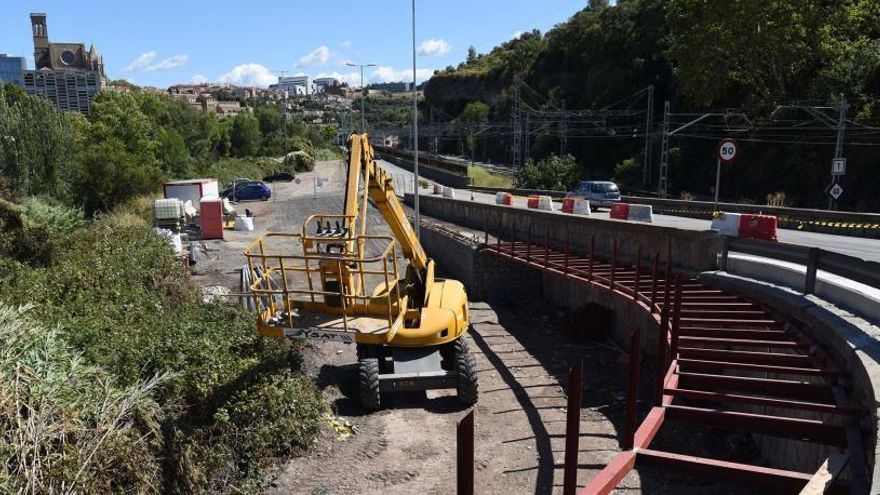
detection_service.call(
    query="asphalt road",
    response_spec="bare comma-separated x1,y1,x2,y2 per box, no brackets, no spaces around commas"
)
377,160,880,262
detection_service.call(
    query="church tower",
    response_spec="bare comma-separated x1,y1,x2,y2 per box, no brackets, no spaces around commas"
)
30,13,50,69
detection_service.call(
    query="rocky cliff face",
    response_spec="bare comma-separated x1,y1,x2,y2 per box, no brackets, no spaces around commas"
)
423,72,509,118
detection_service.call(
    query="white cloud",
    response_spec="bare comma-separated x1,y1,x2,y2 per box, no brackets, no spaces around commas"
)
146,54,188,71
370,66,434,84
340,40,352,49
510,30,524,40
217,63,276,87
191,74,207,84
124,51,156,72
298,46,331,67
125,51,188,72
417,38,450,57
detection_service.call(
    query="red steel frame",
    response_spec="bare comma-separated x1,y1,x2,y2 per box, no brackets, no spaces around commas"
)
479,220,867,494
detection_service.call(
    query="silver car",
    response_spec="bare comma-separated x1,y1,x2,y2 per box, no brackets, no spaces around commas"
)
565,181,621,209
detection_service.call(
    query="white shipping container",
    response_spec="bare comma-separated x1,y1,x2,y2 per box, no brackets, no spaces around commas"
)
163,178,220,211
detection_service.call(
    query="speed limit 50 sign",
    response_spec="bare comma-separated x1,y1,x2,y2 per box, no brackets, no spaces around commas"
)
718,139,739,164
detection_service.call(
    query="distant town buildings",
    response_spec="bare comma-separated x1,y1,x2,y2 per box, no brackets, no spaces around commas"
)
0,54,27,86
369,81,413,93
167,83,246,116
313,77,340,93
22,13,106,113
271,75,310,96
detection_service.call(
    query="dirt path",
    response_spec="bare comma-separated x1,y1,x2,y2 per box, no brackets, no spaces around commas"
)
188,162,636,494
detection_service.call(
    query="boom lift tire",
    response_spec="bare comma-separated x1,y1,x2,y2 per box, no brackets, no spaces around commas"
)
358,356,381,411
455,338,478,405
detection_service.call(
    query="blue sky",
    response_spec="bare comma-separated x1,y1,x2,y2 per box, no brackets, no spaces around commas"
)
0,1,585,88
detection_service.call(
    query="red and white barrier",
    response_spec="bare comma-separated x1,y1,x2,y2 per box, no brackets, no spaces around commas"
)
433,183,444,194
738,214,778,241
495,192,513,206
442,186,455,199
561,198,591,216
712,212,778,241
609,202,654,223
527,195,555,212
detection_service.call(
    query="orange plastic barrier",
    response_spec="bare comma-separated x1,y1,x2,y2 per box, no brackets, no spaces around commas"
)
562,198,575,213
527,195,539,208
738,214,778,242
610,202,630,220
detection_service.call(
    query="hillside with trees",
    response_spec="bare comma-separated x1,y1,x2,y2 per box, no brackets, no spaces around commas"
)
424,0,880,211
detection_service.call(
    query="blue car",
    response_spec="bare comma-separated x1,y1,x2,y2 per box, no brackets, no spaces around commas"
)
222,181,271,201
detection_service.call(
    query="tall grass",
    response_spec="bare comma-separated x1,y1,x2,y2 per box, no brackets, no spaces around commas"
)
0,304,166,493
468,166,514,188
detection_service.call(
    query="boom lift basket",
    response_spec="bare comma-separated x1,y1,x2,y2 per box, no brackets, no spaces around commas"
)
244,221,407,344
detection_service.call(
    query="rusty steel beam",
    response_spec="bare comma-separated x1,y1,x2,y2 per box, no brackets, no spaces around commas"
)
457,410,474,495
676,336,807,349
676,372,836,403
676,347,815,367
563,360,583,495
665,404,848,447
577,451,637,495
636,449,815,492
663,388,863,416
634,406,666,448
676,358,848,378
677,327,788,340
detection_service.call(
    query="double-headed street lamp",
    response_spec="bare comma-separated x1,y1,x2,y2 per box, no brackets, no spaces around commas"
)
346,62,376,133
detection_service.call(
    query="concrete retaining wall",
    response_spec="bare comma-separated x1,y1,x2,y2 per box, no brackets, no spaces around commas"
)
407,194,721,272
381,155,471,188
420,219,879,492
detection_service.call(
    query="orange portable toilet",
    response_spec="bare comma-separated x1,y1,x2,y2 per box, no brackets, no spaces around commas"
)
200,198,224,240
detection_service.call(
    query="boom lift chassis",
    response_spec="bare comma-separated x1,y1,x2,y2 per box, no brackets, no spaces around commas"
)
243,134,477,409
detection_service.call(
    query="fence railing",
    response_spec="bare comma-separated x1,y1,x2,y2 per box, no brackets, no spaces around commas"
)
719,237,880,295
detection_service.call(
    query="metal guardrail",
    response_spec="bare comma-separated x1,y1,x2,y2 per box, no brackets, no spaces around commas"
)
719,237,880,294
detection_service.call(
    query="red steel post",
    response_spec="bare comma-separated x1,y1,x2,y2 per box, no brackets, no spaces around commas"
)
633,246,642,301
670,276,683,359
544,228,550,267
564,225,570,271
527,223,532,262
650,252,660,313
611,238,618,290
563,360,583,495
510,221,515,256
496,219,501,252
589,234,596,281
624,327,642,450
457,410,475,495
654,273,673,405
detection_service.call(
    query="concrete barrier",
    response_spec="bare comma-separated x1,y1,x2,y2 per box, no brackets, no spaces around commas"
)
711,212,742,236
536,195,555,212
434,183,444,195
495,192,512,206
442,187,456,199
562,198,591,216
628,204,654,223
527,195,539,209
405,194,721,271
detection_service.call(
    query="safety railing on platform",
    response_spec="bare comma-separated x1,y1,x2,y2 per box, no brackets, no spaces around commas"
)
720,236,880,294
243,232,404,336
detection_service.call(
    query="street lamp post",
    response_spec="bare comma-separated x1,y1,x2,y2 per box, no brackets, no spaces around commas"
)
412,0,420,238
346,62,376,133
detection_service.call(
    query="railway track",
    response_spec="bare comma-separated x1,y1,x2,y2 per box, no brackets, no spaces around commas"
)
481,228,868,494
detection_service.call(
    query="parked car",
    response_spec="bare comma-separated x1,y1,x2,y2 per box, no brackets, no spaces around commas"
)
262,171,295,182
222,181,271,201
565,180,621,209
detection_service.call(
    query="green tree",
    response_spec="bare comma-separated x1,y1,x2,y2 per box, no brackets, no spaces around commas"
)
514,154,581,191
156,128,192,177
69,138,162,214
467,46,478,63
230,113,261,157
0,83,71,199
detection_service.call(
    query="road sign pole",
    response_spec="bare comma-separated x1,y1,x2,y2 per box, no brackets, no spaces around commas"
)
713,157,721,209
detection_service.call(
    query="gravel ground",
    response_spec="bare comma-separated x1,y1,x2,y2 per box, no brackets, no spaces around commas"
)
188,161,758,494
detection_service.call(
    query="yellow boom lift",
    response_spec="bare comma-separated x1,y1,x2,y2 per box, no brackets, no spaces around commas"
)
243,133,477,409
